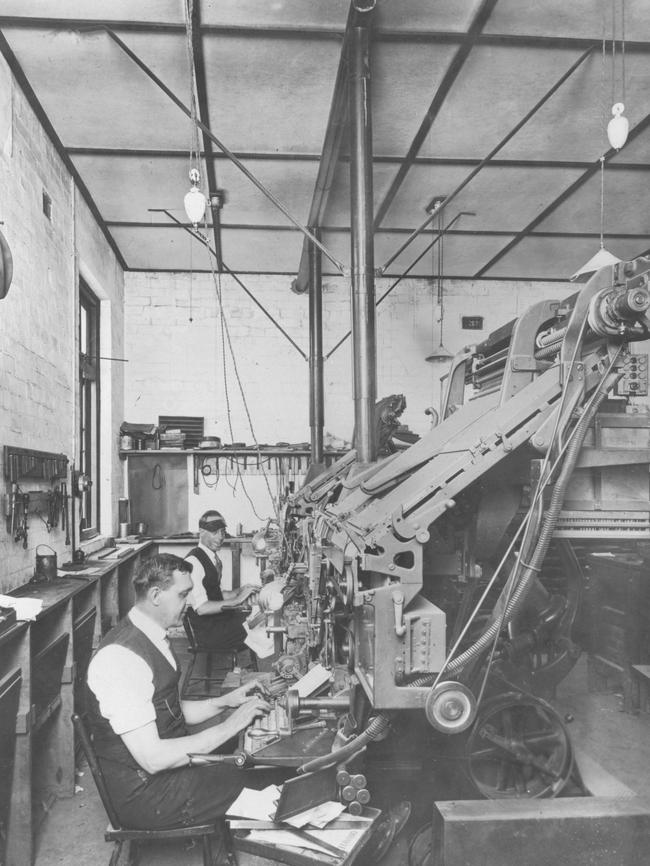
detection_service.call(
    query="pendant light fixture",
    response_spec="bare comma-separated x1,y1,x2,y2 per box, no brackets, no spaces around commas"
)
426,199,453,362
571,2,626,282
571,156,620,281
184,167,207,226
606,0,629,151
183,0,207,227
607,102,629,150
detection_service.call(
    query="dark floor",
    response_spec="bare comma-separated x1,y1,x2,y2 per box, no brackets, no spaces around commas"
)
32,651,650,866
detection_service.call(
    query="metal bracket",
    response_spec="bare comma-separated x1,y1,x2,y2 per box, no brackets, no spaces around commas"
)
62,662,77,684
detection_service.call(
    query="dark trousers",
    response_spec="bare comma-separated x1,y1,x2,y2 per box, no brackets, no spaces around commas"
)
190,610,248,653
105,760,289,829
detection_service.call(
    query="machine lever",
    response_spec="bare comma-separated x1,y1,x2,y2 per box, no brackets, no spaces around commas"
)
187,750,299,769
392,589,406,637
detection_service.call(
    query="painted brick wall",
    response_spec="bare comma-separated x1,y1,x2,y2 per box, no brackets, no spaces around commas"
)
123,270,572,531
124,270,569,443
0,56,124,591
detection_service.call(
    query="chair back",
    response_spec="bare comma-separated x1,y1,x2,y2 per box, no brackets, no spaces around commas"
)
182,610,199,651
72,713,122,829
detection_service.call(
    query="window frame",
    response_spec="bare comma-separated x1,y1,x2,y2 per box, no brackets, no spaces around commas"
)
78,279,101,537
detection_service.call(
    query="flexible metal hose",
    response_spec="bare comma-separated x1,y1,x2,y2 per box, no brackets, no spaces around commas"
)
297,712,391,774
445,365,621,675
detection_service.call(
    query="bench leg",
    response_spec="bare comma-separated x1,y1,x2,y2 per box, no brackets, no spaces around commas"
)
108,841,123,866
201,834,213,866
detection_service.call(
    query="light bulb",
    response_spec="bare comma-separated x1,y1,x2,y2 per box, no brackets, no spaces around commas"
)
184,187,207,226
607,103,629,151
252,531,267,554
183,168,207,225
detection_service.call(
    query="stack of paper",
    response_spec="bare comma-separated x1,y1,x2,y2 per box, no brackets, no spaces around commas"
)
0,594,43,621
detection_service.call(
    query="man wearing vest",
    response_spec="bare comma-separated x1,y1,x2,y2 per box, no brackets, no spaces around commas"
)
185,510,259,653
86,553,283,829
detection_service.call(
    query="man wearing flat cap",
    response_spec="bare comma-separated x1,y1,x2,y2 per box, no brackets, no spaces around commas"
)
184,509,258,653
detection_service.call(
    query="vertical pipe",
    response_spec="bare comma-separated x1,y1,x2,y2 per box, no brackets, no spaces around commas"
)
309,230,325,464
349,23,376,464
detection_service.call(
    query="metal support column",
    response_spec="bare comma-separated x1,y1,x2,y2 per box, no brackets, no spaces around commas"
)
309,230,324,465
349,21,376,464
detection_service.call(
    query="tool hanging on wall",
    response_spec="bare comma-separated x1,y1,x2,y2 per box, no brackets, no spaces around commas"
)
3,445,69,546
62,481,70,545
60,463,91,569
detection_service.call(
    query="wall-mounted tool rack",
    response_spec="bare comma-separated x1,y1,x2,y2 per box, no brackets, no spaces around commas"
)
3,446,68,483
4,447,69,547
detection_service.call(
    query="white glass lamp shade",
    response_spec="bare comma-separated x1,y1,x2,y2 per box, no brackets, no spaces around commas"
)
570,246,621,282
183,185,207,225
607,103,629,151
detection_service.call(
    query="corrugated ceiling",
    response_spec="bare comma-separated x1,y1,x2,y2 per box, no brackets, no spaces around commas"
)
0,0,648,282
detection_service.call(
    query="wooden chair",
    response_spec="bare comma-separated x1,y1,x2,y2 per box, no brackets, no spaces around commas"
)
71,713,234,866
181,611,239,699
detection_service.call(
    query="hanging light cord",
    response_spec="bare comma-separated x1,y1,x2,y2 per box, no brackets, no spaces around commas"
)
621,0,626,105
204,243,285,528
609,0,626,106
184,0,200,323
437,209,445,346
599,155,606,249
611,0,617,107
183,0,202,182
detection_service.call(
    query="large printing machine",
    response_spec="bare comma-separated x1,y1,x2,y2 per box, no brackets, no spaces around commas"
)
226,255,650,863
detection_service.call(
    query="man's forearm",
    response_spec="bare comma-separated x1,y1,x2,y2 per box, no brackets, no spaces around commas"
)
122,717,242,774
195,599,237,615
182,695,229,725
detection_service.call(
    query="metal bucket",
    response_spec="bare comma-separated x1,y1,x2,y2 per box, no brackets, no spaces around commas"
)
34,544,58,582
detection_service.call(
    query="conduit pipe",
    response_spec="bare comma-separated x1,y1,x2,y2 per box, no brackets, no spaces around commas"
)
349,21,377,464
309,231,325,464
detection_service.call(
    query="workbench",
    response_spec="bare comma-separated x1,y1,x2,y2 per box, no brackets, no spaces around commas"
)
4,540,156,866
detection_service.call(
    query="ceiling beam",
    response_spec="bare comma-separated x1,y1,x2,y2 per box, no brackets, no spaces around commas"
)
290,5,355,295
103,27,344,273
64,145,650,173
0,17,345,39
4,16,650,53
474,108,650,278
0,29,127,269
378,44,596,273
373,0,500,230
106,221,650,245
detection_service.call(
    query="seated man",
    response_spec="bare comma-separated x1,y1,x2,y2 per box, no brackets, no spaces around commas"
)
184,510,258,653
86,553,284,830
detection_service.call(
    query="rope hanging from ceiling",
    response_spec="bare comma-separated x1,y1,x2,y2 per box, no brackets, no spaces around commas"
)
181,0,284,526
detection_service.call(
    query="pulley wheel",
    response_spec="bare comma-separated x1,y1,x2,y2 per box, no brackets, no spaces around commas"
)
424,681,477,733
285,688,301,719
408,824,434,866
464,692,573,799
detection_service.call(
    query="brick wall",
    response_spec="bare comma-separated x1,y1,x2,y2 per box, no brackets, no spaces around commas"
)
124,270,568,442
123,270,570,531
0,56,124,591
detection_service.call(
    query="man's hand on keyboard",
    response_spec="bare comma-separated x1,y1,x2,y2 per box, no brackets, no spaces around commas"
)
227,696,271,731
223,678,270,707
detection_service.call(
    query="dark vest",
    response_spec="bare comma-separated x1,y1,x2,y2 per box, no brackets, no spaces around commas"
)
186,546,224,633
187,546,223,602
185,547,247,651
86,615,186,771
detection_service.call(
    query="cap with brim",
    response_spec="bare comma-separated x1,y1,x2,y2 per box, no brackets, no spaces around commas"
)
199,511,226,532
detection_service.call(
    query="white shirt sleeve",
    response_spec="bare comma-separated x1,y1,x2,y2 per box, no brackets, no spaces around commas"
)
87,644,156,735
185,554,208,609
